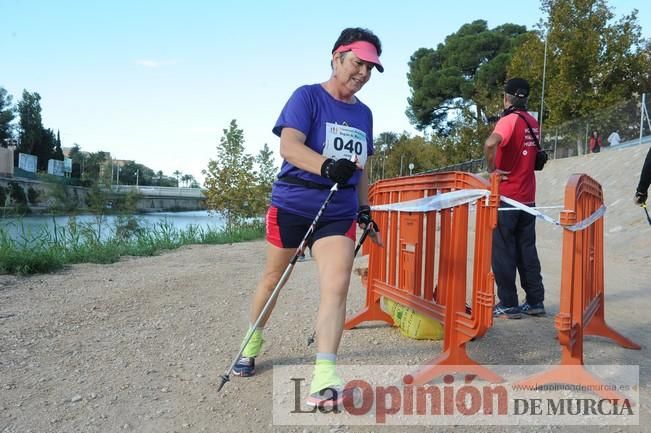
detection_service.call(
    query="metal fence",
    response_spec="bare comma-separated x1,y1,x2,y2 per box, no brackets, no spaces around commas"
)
542,94,649,159
426,158,486,174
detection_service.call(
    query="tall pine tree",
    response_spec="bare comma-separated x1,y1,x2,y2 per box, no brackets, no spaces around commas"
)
17,90,43,156
0,87,15,147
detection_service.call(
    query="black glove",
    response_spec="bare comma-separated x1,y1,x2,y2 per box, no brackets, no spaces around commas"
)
635,190,648,205
357,205,372,226
321,158,356,184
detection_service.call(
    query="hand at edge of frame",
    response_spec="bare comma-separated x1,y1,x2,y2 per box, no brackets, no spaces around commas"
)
634,190,648,206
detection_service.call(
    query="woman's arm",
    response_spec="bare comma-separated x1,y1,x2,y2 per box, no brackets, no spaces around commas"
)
357,168,370,207
278,127,328,176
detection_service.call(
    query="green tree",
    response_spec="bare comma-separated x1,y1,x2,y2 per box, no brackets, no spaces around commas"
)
180,174,191,187
83,151,110,185
510,0,651,129
203,119,258,231
376,131,399,154
118,160,150,185
368,132,400,182
85,183,110,241
17,90,44,157
52,129,63,161
406,20,529,134
0,87,15,147
172,170,182,187
252,143,277,213
68,143,84,178
381,133,448,179
138,166,155,186
37,128,56,171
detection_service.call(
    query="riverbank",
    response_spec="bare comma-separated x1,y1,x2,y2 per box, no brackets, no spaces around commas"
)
0,218,262,274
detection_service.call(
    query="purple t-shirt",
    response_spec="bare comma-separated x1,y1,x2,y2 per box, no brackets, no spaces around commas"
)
270,84,374,220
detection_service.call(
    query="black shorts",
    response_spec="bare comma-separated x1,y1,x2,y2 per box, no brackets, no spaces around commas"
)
265,206,356,249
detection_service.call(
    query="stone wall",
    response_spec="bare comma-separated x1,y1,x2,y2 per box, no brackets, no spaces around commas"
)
0,176,88,212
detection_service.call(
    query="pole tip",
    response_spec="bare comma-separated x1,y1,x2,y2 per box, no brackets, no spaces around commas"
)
217,374,229,392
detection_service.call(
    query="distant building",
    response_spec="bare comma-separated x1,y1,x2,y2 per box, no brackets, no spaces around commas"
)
0,147,14,176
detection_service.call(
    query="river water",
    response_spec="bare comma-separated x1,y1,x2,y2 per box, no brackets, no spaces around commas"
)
0,211,226,242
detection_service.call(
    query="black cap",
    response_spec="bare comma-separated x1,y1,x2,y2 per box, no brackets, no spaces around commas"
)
504,78,530,98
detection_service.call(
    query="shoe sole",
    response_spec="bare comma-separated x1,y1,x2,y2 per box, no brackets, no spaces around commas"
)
305,389,357,409
494,313,522,319
305,395,344,409
523,309,546,316
232,369,255,377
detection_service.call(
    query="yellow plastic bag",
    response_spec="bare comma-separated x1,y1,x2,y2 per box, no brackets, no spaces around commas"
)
383,298,444,340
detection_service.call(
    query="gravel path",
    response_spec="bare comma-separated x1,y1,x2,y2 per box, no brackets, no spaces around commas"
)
1,145,650,433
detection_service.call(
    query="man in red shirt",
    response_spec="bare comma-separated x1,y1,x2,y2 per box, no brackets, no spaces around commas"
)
484,78,545,319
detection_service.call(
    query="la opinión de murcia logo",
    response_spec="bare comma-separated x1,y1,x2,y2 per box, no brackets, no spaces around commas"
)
286,374,634,424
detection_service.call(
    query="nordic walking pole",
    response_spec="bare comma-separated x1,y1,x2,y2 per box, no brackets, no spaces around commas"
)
643,203,651,225
217,182,341,392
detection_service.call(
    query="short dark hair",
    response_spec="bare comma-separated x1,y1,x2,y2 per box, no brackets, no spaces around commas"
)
331,28,382,56
505,93,527,109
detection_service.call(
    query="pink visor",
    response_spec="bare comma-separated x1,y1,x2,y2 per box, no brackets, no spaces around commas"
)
334,41,383,72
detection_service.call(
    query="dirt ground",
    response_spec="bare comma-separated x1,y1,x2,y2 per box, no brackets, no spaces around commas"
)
1,144,650,433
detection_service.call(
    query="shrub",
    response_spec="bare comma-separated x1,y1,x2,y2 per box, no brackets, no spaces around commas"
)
7,182,30,215
8,182,27,205
27,187,40,204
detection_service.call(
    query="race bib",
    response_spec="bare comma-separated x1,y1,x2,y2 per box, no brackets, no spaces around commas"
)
322,122,368,168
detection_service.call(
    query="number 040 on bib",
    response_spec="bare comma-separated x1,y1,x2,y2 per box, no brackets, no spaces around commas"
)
322,122,368,168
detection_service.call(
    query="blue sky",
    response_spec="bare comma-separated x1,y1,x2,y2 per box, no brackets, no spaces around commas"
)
2,0,648,183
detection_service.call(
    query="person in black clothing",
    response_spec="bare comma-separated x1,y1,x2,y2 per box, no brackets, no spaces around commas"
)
635,146,651,205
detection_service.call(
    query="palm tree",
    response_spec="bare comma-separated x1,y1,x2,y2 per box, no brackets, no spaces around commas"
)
156,170,164,186
173,170,182,187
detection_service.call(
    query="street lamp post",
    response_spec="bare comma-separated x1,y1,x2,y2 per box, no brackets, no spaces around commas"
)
539,31,548,144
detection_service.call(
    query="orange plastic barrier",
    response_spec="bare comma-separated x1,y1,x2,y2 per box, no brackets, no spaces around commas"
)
515,174,640,400
345,172,502,383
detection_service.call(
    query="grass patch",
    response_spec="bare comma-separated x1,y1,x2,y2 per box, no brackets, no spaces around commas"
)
0,217,265,275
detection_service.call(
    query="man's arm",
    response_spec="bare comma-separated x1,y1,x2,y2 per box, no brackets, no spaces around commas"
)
484,132,503,173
